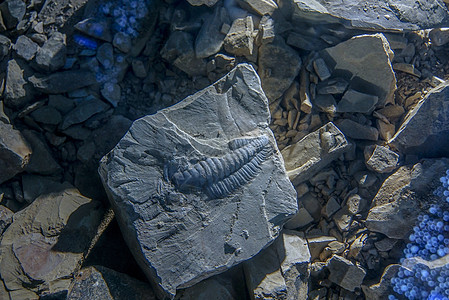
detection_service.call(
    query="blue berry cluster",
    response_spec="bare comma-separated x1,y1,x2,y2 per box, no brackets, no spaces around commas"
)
389,169,449,299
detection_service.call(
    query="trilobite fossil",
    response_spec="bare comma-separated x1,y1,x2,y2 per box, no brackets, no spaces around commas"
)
167,135,272,198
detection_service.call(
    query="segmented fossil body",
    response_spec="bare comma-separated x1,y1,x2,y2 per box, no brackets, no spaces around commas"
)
169,135,272,198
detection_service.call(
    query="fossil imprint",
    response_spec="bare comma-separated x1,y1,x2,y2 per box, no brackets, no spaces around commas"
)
167,135,272,198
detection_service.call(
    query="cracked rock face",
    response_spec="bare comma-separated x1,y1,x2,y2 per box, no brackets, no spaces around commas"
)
99,64,298,299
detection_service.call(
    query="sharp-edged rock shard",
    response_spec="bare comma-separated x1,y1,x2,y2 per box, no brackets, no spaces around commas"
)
99,64,298,299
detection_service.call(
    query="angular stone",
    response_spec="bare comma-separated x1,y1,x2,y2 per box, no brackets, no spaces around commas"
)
21,174,60,203
61,98,109,130
313,58,331,81
429,27,449,46
258,37,302,103
366,158,449,239
362,264,400,300
22,130,62,175
0,0,26,29
393,62,421,77
224,16,255,57
282,122,350,185
320,34,396,107
187,0,219,6
364,145,399,173
337,89,379,113
317,77,348,95
291,0,449,31
4,59,35,108
67,266,156,300
307,235,337,261
99,64,297,299
195,6,227,58
0,35,11,60
299,67,312,113
389,82,449,157
284,207,314,229
13,35,39,61
377,105,405,121
287,31,328,51
236,0,278,16
257,15,275,45
29,70,97,94
35,32,67,71
30,106,62,125
327,255,366,292
314,94,336,114
48,94,76,114
0,182,104,299
335,119,379,141
322,196,340,219
0,123,31,184
376,119,395,141
0,204,13,234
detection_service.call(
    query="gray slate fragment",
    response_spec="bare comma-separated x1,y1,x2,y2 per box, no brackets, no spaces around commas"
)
0,123,31,184
258,37,302,103
4,59,35,108
429,28,449,47
0,0,25,29
30,106,62,125
314,94,337,114
29,70,97,94
335,119,379,141
61,98,109,130
291,0,449,31
21,174,60,203
389,82,449,157
101,82,121,107
187,0,220,6
320,34,396,107
224,16,255,57
317,77,348,95
313,58,331,81
0,35,11,60
22,130,62,175
282,122,350,185
67,266,156,300
337,89,379,113
99,64,297,299
13,35,39,61
236,0,278,16
362,264,400,300
35,32,67,71
364,145,399,173
48,94,76,114
327,255,366,292
366,158,449,239
195,6,227,58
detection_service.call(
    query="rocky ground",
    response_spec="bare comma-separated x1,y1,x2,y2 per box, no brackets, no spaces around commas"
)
1,0,449,299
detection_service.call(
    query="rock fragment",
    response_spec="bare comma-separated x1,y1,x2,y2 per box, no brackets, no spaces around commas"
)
0,182,104,299
282,122,349,185
362,264,400,300
187,0,220,6
67,266,156,300
224,16,255,57
61,98,109,130
335,119,379,141
327,255,366,292
29,70,97,94
22,130,62,175
0,204,13,234
364,145,399,173
35,32,67,71
195,6,227,58
337,89,379,113
4,59,35,108
13,35,39,61
99,64,297,299
0,123,31,184
0,0,26,30
0,35,11,60
236,0,278,16
75,18,112,42
258,37,302,103
30,106,62,125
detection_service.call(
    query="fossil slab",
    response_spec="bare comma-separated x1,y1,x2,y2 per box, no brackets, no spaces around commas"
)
99,64,297,299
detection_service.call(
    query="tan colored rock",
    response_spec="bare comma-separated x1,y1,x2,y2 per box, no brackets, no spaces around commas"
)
224,16,255,57
236,0,278,16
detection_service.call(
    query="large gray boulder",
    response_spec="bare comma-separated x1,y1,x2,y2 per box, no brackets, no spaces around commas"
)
99,64,297,299
389,82,449,158
289,0,449,31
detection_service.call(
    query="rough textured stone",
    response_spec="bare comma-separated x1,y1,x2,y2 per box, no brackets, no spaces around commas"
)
0,0,26,29
389,82,449,158
13,35,39,61
429,27,449,46
29,70,97,94
0,204,13,234
335,119,379,141
195,6,227,58
21,174,60,203
0,182,104,299
307,235,337,261
22,130,62,175
314,94,336,114
366,158,449,239
364,145,399,173
224,16,255,57
187,0,220,6
362,264,400,300
4,59,35,108
61,98,109,130
317,77,348,95
67,266,155,300
99,64,297,299
282,122,350,185
291,0,449,31
0,123,32,184
327,255,366,292
320,34,396,107
259,37,301,103
35,32,67,71
284,207,314,229
236,0,278,16
337,89,379,113
0,35,11,60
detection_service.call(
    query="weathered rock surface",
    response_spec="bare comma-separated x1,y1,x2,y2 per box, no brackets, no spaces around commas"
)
258,37,301,103
28,70,97,94
195,6,227,58
60,98,109,130
0,204,13,234
366,158,449,239
22,130,62,175
364,145,399,173
282,122,350,185
327,255,366,292
0,182,104,299
0,0,26,30
99,64,297,299
319,34,396,107
35,32,67,72
4,59,35,108
13,35,39,61
67,266,156,300
290,0,449,31
0,123,32,184
389,82,449,158
237,0,278,16
362,264,400,300
224,16,255,57
335,119,379,141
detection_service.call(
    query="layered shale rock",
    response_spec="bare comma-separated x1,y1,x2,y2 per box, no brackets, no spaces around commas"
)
99,64,298,299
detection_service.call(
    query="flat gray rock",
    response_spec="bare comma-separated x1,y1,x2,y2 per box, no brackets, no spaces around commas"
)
389,82,449,158
13,35,39,61
195,6,227,59
4,59,35,108
291,0,449,31
28,70,97,94
99,64,297,299
35,32,67,72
